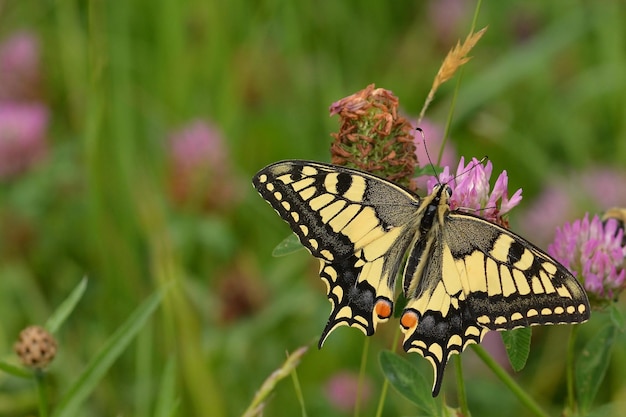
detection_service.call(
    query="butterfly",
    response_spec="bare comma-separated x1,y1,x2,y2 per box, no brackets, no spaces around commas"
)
252,160,590,396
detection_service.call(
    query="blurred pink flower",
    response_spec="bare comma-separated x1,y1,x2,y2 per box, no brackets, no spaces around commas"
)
481,331,512,371
0,102,48,179
413,118,457,168
411,118,457,190
325,371,372,413
519,167,626,246
427,0,469,46
170,121,226,172
168,120,240,210
0,31,41,101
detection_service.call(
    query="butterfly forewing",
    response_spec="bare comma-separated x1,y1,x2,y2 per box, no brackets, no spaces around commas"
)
253,160,590,397
253,160,421,344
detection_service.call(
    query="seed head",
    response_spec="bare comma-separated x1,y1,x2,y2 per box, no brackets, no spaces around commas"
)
14,325,57,369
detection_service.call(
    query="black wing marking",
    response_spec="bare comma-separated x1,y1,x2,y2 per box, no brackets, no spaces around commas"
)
252,160,421,345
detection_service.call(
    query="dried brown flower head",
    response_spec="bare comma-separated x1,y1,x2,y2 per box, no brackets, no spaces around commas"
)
14,325,57,368
218,264,266,324
329,84,417,190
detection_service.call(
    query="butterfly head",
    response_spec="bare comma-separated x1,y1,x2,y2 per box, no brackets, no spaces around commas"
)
426,183,453,215
431,184,453,199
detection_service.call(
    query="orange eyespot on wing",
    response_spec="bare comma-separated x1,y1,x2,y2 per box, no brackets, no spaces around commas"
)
374,298,393,320
400,309,418,330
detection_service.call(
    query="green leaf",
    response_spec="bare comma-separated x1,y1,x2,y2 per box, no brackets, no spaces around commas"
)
154,356,180,417
272,234,305,257
0,360,32,379
379,351,440,416
608,303,625,331
51,290,162,417
413,164,443,178
576,323,617,414
46,277,88,334
582,402,618,417
501,327,531,372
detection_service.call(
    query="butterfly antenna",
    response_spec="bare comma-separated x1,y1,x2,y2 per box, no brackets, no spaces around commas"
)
415,127,441,185
448,155,489,185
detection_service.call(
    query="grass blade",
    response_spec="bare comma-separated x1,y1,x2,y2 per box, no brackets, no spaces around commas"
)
51,290,162,417
45,277,88,334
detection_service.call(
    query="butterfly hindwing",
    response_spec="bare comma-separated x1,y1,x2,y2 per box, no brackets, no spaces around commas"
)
253,160,420,345
400,210,589,396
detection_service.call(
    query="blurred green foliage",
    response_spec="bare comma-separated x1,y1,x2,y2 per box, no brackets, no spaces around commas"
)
0,1,625,416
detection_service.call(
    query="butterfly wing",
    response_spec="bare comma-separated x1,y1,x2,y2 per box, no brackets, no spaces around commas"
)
253,160,421,345
400,211,590,396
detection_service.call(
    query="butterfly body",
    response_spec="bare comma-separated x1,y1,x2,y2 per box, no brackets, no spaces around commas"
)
253,160,589,396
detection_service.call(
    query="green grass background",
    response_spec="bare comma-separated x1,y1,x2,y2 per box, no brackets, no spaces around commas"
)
0,1,625,416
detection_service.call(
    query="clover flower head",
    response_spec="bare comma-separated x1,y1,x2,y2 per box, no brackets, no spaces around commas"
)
0,102,48,179
168,119,240,210
518,167,626,247
329,84,417,190
548,214,626,302
426,156,523,225
0,31,41,101
325,371,372,413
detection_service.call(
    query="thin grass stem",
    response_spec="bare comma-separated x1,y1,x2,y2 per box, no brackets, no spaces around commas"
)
472,345,549,417
374,325,401,417
354,337,370,417
453,355,470,416
35,369,49,417
566,325,579,414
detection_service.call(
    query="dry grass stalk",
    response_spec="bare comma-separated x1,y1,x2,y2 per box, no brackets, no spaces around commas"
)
417,26,488,124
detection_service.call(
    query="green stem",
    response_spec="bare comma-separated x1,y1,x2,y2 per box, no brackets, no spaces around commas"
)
291,364,308,417
35,369,49,417
566,325,579,414
453,354,470,416
374,326,401,417
354,338,370,417
472,345,550,417
437,0,483,165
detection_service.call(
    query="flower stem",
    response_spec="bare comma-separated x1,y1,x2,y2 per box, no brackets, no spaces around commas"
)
472,345,550,417
437,0,482,165
453,354,470,416
566,325,579,414
374,325,401,417
291,363,308,417
354,337,370,417
35,369,49,417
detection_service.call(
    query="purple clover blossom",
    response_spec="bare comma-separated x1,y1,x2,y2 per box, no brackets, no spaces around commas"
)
324,371,372,413
548,214,626,301
425,156,523,225
0,102,48,179
0,31,41,101
169,120,226,171
520,168,626,247
168,119,241,210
